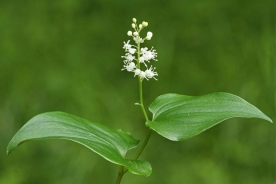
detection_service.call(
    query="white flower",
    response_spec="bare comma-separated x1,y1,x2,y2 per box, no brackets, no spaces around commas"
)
128,48,136,54
134,69,141,76
139,71,146,79
122,61,136,72
123,40,132,51
133,37,144,44
141,47,157,62
140,47,148,55
122,53,135,61
139,56,145,64
145,66,158,80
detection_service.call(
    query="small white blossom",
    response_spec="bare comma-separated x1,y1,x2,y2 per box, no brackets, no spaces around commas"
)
139,56,145,64
123,40,132,51
145,66,158,80
139,71,146,79
134,69,141,76
140,47,148,55
132,23,136,28
139,24,142,29
141,47,157,62
122,53,135,61
133,32,138,36
122,61,136,72
132,18,137,23
147,48,158,61
133,37,144,44
128,48,136,54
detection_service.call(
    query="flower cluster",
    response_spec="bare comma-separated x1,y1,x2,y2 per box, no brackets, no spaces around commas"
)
121,18,158,80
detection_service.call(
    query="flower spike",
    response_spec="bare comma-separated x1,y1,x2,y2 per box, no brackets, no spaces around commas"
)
121,18,158,81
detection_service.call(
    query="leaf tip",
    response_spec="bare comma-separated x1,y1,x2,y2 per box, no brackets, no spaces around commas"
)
6,149,11,155
262,115,273,123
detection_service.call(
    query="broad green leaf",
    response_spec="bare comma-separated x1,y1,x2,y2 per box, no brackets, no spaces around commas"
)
7,112,152,176
146,93,272,141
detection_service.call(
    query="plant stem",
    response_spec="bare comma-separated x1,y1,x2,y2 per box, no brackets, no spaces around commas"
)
115,166,124,184
133,129,152,160
134,36,152,161
136,39,149,122
138,79,149,121
115,33,152,183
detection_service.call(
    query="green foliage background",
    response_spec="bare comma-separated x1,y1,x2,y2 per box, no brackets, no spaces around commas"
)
0,0,275,183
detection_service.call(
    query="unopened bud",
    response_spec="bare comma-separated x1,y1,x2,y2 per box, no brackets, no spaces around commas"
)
145,36,152,40
142,21,148,27
132,23,136,28
127,31,132,36
147,31,153,37
132,18,137,23
133,32,138,36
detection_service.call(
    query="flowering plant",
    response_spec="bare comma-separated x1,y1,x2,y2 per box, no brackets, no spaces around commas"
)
6,18,272,184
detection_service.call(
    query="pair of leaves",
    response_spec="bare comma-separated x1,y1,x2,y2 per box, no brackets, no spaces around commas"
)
7,92,272,177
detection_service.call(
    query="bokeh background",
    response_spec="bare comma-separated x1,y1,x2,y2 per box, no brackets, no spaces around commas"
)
0,0,275,183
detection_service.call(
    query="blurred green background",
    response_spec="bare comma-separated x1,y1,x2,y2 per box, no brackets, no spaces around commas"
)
0,0,275,183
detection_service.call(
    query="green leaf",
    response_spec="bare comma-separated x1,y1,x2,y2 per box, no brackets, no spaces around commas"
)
146,93,272,141
7,112,152,177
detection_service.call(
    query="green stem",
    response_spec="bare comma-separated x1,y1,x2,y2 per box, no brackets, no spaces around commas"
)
115,166,124,184
133,129,152,160
138,79,149,121
115,33,153,183
136,34,149,122
135,36,152,160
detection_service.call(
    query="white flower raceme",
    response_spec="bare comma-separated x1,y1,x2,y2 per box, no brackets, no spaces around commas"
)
121,18,158,80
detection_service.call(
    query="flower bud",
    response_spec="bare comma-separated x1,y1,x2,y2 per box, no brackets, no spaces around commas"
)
132,18,137,23
133,32,138,36
142,21,148,27
145,36,152,40
139,24,142,29
147,31,153,37
132,23,136,28
127,31,132,36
